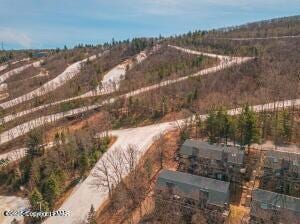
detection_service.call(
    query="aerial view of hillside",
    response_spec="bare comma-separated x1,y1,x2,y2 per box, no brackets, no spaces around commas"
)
0,1,299,224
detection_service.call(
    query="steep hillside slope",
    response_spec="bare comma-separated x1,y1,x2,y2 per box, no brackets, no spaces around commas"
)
0,17,299,224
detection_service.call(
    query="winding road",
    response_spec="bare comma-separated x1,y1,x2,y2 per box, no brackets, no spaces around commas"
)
44,121,179,223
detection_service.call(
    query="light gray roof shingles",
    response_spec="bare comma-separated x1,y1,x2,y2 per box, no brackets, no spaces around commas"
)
156,169,230,206
180,139,244,165
265,150,300,165
252,189,300,212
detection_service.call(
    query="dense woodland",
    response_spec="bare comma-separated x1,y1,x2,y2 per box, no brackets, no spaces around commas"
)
119,45,217,92
185,106,299,146
106,33,299,129
0,128,110,223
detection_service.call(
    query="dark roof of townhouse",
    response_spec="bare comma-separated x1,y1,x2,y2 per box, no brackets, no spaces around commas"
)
264,150,300,167
32,52,48,58
252,189,300,212
156,169,230,206
180,139,244,165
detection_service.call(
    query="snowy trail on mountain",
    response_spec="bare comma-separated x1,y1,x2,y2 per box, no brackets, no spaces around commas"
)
75,47,150,98
0,58,31,73
0,48,154,125
0,64,8,72
0,45,245,125
0,141,58,168
0,60,42,84
169,44,235,61
0,52,108,109
0,46,252,145
0,48,253,144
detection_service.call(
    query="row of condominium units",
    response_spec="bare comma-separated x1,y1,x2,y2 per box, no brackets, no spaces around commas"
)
154,139,300,223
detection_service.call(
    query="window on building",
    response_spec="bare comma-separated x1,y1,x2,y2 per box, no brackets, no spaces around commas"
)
292,160,298,166
199,190,209,200
192,148,198,157
166,182,175,195
211,159,217,165
217,173,224,180
199,190,209,209
260,202,268,209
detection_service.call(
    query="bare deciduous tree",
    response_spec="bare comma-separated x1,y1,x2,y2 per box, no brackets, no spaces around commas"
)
91,158,114,199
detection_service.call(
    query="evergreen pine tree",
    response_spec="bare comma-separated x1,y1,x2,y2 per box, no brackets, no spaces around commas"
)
79,153,90,176
30,188,48,211
26,130,44,158
238,105,260,148
228,117,237,146
206,111,217,143
282,111,293,142
87,205,97,224
42,174,61,207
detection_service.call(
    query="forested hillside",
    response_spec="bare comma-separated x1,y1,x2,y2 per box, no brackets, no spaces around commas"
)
0,16,299,224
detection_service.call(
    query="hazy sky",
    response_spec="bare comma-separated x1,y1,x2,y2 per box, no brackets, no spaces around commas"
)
1,0,299,49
